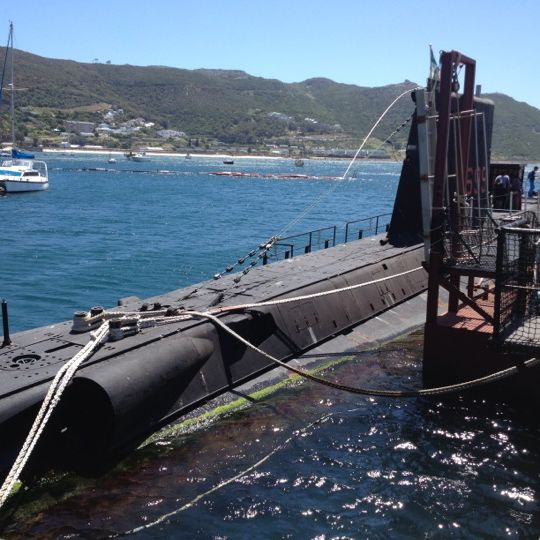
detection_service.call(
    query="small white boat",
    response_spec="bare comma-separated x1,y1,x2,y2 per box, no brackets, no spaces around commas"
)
0,158,49,192
125,151,151,162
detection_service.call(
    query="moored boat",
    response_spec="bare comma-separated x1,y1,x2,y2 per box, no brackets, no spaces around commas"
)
124,151,151,162
0,156,48,192
0,24,49,193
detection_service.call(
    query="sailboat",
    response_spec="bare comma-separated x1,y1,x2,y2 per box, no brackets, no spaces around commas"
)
0,23,48,193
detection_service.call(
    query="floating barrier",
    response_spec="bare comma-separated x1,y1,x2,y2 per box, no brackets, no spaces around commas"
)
52,167,344,180
209,171,342,180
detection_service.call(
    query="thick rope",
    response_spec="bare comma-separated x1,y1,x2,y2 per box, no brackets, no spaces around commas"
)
186,310,540,398
211,266,424,313
0,322,110,508
82,265,426,326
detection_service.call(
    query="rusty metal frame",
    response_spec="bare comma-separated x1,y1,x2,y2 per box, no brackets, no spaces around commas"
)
426,50,478,323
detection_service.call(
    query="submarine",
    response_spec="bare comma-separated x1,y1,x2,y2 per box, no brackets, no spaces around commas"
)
0,50,500,488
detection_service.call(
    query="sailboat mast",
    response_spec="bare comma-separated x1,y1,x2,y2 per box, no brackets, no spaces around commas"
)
9,23,15,146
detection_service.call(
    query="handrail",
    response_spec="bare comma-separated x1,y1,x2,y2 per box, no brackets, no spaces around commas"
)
344,212,391,243
267,213,392,264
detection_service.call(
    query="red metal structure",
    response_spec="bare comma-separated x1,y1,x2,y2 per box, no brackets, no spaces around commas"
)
426,51,477,324
422,51,540,399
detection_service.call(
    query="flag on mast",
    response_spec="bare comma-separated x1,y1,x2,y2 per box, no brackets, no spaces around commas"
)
429,44,440,82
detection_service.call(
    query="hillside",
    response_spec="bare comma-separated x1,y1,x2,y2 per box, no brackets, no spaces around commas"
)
1,48,540,159
482,92,540,160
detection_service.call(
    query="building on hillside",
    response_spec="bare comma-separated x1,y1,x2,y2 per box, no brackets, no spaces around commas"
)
157,129,186,139
267,112,293,122
104,109,124,121
124,118,146,128
65,121,95,134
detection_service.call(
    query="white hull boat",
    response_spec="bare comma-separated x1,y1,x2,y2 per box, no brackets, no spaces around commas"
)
125,151,150,162
0,159,49,193
0,24,49,194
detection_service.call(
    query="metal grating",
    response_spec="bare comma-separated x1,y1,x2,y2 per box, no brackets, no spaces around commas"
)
442,211,537,269
494,220,540,351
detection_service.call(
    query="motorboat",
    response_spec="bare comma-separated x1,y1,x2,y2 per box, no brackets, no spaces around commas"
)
125,151,151,162
0,157,48,193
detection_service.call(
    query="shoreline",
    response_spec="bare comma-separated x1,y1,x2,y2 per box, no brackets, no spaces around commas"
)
20,147,532,163
40,147,399,162
42,148,283,160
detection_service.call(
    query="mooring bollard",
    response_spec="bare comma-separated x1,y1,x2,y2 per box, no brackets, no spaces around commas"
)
1,299,11,347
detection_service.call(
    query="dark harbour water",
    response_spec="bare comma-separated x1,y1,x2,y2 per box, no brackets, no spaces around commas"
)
1,154,539,538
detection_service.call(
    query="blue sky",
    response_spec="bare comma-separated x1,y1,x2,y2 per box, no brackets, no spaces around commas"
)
4,0,540,108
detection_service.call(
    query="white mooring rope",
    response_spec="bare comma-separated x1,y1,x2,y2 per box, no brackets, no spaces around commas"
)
0,322,110,508
81,264,426,327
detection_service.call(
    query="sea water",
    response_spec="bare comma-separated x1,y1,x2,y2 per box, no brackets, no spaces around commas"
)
1,154,396,333
1,155,539,538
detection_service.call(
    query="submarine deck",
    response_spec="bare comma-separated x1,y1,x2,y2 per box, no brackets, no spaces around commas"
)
0,234,426,467
4,234,424,347
1,234,426,402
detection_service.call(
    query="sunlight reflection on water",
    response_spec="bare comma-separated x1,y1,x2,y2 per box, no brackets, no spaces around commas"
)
2,334,539,539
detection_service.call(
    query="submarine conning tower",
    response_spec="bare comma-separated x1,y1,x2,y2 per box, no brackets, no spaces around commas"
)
420,50,540,397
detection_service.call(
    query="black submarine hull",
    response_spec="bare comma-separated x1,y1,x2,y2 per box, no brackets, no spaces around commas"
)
0,237,425,475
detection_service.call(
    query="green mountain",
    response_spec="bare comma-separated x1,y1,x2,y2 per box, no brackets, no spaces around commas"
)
1,48,539,160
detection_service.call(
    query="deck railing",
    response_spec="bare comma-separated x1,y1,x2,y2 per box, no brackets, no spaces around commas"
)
344,213,391,243
268,226,337,262
264,213,391,264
